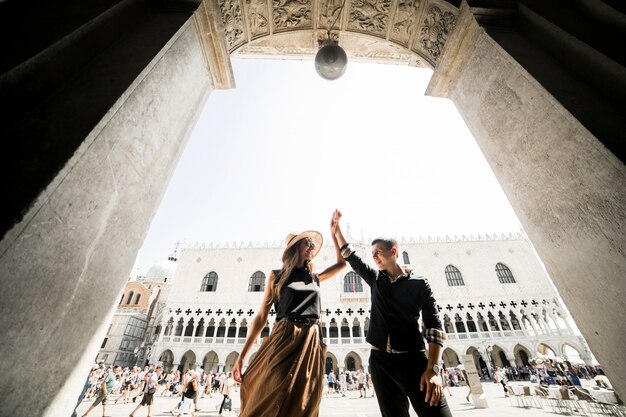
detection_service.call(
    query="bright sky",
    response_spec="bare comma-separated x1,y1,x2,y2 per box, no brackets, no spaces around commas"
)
134,58,522,274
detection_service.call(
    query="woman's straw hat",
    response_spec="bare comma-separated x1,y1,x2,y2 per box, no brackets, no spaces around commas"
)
283,230,323,258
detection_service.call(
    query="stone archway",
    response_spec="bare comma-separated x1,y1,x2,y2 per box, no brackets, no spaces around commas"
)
442,347,460,368
513,344,532,367
202,351,219,372
224,351,239,373
0,2,625,417
180,350,197,372
222,0,457,71
344,351,363,372
562,343,585,365
159,349,175,373
537,343,557,358
465,346,482,374
490,345,509,368
325,352,339,375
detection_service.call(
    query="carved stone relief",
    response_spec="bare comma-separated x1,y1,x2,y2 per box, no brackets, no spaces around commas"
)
390,0,421,47
215,0,456,67
246,0,270,38
233,30,428,68
416,3,456,63
219,0,247,52
273,0,313,31
318,0,345,28
348,0,392,37
343,33,423,65
233,31,317,58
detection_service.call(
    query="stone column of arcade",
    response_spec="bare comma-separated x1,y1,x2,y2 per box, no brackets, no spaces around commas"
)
0,1,233,416
427,2,626,396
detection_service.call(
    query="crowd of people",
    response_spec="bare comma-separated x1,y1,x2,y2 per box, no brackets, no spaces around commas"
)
483,360,609,388
323,369,374,398
75,361,238,417
439,359,610,401
77,362,380,416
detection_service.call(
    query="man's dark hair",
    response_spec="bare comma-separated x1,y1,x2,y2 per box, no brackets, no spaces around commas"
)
371,237,398,251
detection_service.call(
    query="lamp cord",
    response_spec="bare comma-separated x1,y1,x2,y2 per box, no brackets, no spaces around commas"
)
327,0,347,40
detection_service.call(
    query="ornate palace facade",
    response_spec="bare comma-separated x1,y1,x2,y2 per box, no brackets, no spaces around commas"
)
146,232,593,375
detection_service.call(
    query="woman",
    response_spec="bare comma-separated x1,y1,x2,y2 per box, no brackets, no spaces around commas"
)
115,369,132,404
232,210,346,417
130,369,160,417
176,372,199,417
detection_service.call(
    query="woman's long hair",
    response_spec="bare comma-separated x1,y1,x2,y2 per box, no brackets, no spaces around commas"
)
269,239,314,304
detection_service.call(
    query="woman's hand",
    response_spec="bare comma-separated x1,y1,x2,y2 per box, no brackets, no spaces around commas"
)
233,358,243,383
330,209,342,236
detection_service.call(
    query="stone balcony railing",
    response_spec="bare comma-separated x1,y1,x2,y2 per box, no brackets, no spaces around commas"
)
446,328,568,341
159,326,570,346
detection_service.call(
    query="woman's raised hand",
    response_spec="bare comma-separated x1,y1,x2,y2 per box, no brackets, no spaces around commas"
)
330,209,342,236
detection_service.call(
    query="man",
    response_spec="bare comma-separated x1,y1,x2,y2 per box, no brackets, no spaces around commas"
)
218,372,235,415
339,371,347,397
82,365,120,417
333,211,452,417
327,371,335,395
357,369,367,398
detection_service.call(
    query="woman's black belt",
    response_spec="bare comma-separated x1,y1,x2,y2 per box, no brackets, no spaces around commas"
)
286,316,319,325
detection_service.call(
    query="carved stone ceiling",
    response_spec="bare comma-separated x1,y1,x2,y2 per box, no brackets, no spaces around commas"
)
216,0,459,68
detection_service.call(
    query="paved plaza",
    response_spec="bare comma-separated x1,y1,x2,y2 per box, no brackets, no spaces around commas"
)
74,382,601,417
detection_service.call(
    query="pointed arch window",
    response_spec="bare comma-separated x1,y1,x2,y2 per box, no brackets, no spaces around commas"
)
126,291,134,304
163,318,173,336
174,318,184,336
496,263,516,283
195,319,205,337
227,319,237,338
352,318,361,337
184,319,195,337
248,271,266,292
329,319,338,338
445,265,465,286
343,271,363,292
201,271,218,292
402,251,410,264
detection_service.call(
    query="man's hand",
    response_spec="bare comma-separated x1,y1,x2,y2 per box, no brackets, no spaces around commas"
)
420,369,442,406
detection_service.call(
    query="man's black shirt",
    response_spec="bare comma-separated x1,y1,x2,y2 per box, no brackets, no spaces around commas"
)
345,252,444,351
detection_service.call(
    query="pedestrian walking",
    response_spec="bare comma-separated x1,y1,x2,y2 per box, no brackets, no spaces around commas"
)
218,373,235,415
176,371,199,417
81,365,120,417
129,367,161,417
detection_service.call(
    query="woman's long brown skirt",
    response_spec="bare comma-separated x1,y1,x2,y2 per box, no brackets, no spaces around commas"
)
239,319,326,417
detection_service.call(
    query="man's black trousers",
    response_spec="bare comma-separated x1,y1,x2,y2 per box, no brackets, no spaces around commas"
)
369,349,453,417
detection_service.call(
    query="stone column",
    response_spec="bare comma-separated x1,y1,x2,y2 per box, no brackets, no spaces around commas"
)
428,2,626,396
506,354,517,369
0,3,234,417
